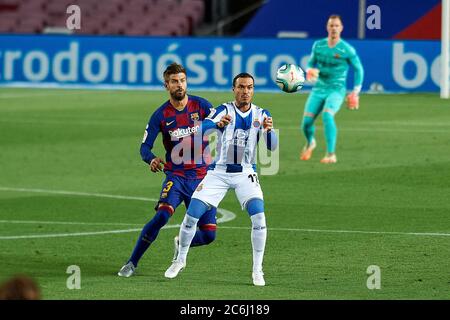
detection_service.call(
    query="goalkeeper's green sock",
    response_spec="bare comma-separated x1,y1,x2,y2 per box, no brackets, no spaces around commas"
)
301,115,315,145
322,111,337,154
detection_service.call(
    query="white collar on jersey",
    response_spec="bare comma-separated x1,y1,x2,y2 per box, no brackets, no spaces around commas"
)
232,101,253,117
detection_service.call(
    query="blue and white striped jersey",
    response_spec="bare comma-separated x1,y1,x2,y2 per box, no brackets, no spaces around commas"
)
205,101,277,173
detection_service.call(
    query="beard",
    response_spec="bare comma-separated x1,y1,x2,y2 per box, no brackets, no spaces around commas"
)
237,96,251,108
170,89,186,101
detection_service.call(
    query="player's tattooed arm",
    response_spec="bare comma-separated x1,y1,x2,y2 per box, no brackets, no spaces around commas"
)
150,157,165,172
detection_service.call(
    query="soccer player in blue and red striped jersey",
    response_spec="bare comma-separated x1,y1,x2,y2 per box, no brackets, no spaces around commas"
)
118,63,231,277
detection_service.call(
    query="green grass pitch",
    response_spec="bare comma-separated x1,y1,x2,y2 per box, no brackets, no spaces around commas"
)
0,88,449,300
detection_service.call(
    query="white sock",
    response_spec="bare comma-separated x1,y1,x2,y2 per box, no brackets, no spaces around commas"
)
177,214,199,263
250,213,267,273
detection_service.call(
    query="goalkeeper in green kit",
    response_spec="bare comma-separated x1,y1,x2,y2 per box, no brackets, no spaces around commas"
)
300,14,364,164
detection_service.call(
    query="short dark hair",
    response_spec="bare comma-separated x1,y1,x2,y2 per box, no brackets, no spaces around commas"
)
328,14,343,25
163,62,186,82
232,72,254,87
0,275,41,300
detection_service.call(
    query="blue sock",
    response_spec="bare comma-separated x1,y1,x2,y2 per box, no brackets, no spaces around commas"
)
301,116,315,145
128,207,172,267
322,111,337,153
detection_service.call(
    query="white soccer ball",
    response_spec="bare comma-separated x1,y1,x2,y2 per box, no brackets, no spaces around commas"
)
275,63,305,93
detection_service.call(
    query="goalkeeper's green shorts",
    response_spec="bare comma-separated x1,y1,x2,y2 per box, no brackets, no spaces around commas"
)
304,87,346,116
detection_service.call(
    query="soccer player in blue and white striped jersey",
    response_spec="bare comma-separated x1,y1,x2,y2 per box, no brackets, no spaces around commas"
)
164,73,278,286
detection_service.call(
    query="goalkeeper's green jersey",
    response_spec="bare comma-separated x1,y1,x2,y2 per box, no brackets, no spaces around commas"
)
307,38,364,90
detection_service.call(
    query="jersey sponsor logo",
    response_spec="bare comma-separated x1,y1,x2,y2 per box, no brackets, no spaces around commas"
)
190,112,199,121
168,125,200,139
232,129,249,147
166,120,175,126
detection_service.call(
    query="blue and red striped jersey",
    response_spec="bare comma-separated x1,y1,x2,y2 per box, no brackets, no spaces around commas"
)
140,95,214,179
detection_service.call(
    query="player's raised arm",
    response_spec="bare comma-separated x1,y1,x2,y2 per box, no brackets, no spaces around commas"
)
306,42,320,82
202,104,231,133
307,41,318,69
197,96,215,119
262,111,278,151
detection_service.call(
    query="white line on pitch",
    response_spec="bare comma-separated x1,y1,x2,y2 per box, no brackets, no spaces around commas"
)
0,220,143,227
0,228,141,240
0,187,235,223
0,187,154,202
0,186,236,224
219,226,450,237
0,220,449,240
0,224,181,240
2,187,448,239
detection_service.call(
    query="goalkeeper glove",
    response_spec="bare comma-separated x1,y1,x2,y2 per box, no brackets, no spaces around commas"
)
306,68,319,83
346,86,361,110
346,92,359,110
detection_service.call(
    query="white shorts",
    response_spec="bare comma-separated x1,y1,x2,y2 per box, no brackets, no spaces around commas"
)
192,170,264,210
